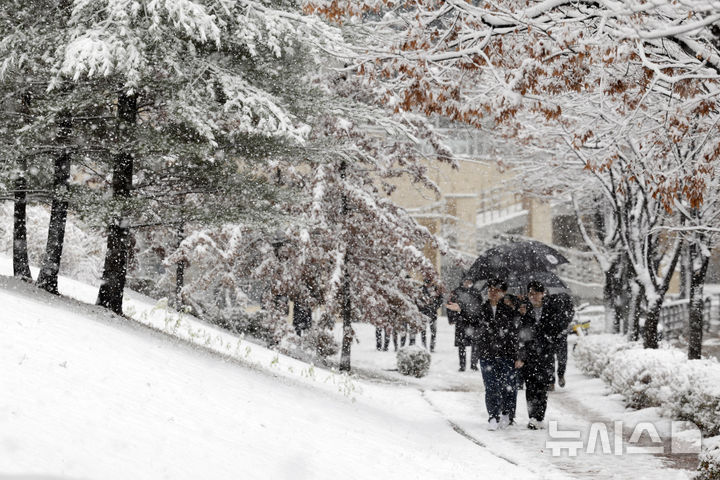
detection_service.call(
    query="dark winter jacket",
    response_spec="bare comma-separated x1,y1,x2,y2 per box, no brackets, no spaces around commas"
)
447,286,482,347
292,303,312,331
545,293,575,338
518,299,563,383
417,285,444,322
473,301,519,360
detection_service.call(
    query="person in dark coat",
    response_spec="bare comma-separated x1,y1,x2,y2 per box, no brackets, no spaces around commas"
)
502,293,523,419
446,278,482,372
475,278,521,430
518,280,563,429
292,302,312,336
417,279,444,352
546,292,575,389
375,326,390,351
391,324,408,351
513,298,531,391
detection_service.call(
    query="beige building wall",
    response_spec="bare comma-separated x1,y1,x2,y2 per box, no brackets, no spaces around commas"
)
388,157,547,260
525,198,553,244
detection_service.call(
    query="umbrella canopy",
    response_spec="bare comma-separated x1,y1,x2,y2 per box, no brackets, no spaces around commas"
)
506,270,568,296
465,240,570,282
478,270,569,296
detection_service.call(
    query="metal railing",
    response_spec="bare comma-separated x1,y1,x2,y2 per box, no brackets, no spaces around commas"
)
477,187,524,224
659,296,714,338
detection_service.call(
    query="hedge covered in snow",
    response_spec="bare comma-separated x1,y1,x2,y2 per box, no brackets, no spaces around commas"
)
396,345,431,378
574,334,720,435
572,334,641,377
573,334,720,479
697,436,720,480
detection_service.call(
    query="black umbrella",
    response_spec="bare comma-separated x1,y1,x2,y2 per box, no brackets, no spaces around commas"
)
465,240,570,282
506,270,568,295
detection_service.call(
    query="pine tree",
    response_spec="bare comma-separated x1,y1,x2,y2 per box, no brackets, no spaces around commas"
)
40,0,346,314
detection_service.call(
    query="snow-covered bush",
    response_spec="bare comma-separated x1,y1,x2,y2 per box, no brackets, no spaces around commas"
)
299,327,339,358
696,436,720,480
665,360,720,436
397,345,431,378
575,334,720,436
573,334,640,376
601,347,685,409
219,310,277,343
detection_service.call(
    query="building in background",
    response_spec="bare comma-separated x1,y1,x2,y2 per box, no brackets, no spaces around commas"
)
389,127,605,300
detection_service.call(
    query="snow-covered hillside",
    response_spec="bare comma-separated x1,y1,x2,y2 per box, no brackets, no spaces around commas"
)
0,268,530,480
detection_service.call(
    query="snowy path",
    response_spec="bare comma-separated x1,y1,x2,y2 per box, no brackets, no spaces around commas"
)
344,321,696,480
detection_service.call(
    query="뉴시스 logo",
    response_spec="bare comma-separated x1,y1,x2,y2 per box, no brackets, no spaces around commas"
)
546,420,702,456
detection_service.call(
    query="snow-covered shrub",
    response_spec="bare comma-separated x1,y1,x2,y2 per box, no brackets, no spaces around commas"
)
397,345,431,378
696,436,720,480
573,334,640,376
664,360,720,436
223,310,277,343
601,347,685,409
299,327,339,358
575,333,720,435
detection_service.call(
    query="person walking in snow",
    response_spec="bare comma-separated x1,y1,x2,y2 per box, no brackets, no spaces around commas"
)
502,293,524,421
375,325,391,351
292,301,312,336
417,278,444,352
518,280,563,430
546,292,575,389
475,277,521,430
446,278,482,372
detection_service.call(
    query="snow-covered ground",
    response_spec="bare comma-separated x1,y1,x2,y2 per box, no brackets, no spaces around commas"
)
0,257,698,479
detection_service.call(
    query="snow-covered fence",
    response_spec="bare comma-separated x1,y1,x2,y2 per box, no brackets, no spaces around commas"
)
476,186,523,225
659,297,713,339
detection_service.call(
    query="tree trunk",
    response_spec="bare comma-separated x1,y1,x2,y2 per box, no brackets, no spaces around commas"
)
175,223,186,307
628,282,643,341
97,92,137,315
338,160,353,372
643,297,663,349
605,258,631,334
687,243,710,360
642,239,682,349
339,267,352,372
614,259,633,334
679,243,691,299
603,262,618,333
13,174,33,281
37,112,72,294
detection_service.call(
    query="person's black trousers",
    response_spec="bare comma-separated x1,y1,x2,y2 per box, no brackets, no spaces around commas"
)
552,334,568,382
525,363,551,421
420,318,437,351
458,344,479,370
375,327,390,351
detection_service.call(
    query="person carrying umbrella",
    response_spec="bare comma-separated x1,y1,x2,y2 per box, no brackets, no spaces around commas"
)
518,280,563,430
475,277,521,430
